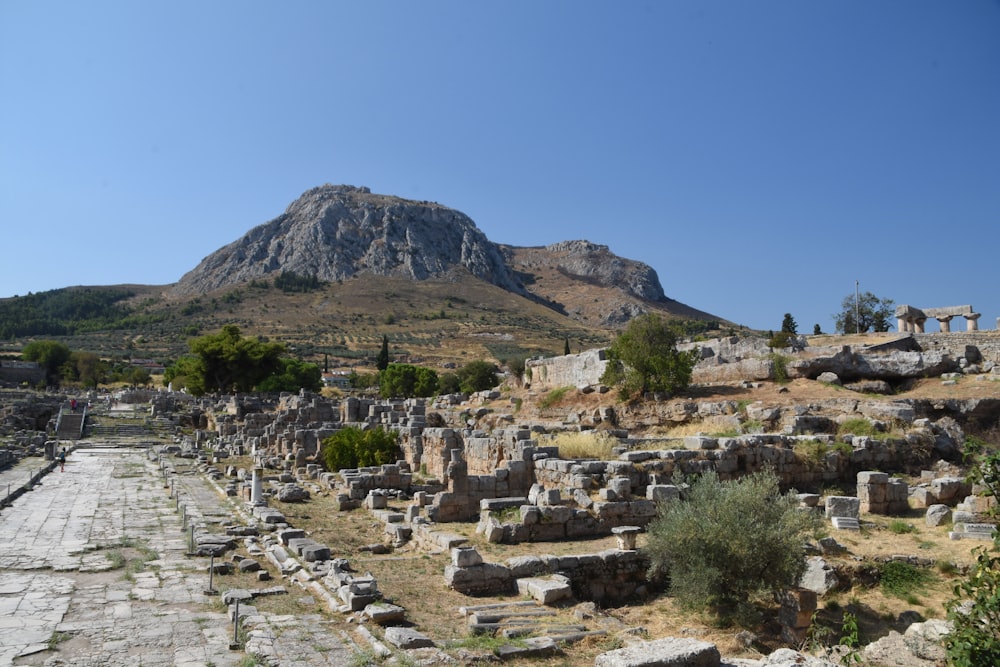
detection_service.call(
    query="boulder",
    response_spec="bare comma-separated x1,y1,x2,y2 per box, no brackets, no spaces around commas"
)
925,504,952,527
277,484,310,502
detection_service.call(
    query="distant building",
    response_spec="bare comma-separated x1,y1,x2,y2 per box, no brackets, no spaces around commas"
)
322,372,351,389
0,360,45,386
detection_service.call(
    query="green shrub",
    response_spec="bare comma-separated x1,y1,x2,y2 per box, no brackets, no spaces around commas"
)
768,353,790,383
645,469,819,624
322,426,400,471
945,439,1000,667
768,331,795,349
887,520,917,535
879,561,933,598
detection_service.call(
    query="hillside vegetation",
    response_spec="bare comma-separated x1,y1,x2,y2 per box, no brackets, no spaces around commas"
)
0,276,630,371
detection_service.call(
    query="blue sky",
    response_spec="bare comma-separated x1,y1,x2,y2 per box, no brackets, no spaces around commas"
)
2,1,998,334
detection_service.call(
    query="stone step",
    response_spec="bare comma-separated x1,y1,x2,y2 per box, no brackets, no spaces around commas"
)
831,516,860,531
949,522,997,541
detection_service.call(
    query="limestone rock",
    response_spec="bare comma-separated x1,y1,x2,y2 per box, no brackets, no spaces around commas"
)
799,556,839,595
594,637,721,667
384,626,434,649
277,484,310,502
925,504,952,527
172,184,523,296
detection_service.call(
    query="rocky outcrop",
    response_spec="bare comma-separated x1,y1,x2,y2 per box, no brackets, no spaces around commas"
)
172,185,523,296
505,241,720,326
540,240,665,302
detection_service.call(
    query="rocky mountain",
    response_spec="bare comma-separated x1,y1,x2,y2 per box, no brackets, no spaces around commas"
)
505,241,720,326
172,184,721,328
173,185,521,296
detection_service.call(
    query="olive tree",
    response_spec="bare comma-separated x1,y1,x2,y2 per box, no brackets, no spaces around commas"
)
646,469,819,624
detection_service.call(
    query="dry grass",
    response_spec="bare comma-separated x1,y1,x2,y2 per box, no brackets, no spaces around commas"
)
228,457,991,666
541,430,619,460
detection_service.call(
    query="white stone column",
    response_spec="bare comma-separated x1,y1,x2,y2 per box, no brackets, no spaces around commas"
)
937,316,953,333
914,317,926,333
897,317,908,333
967,313,981,331
251,467,264,505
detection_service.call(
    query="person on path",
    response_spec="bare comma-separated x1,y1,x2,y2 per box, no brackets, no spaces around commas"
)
59,447,66,472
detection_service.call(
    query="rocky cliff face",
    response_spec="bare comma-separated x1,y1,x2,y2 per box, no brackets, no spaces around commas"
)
172,185,523,296
170,184,720,328
535,240,665,301
506,241,720,326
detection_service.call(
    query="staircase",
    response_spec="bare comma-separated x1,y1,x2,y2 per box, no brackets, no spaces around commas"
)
55,409,85,440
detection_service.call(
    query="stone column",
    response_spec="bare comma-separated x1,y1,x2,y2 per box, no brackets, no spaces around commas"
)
914,317,926,333
250,467,264,506
897,317,908,333
966,313,981,331
937,316,953,333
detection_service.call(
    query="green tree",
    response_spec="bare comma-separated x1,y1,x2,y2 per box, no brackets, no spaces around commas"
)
457,360,498,393
600,314,699,400
256,357,323,393
348,371,380,390
438,372,461,394
379,363,439,398
186,325,285,394
646,469,818,624
834,291,895,334
813,323,822,335
22,340,72,386
163,355,204,393
321,426,400,471
126,366,152,387
945,438,1000,666
376,335,390,371
72,351,107,388
780,313,797,335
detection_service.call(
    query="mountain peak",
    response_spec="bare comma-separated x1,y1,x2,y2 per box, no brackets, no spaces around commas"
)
172,185,521,296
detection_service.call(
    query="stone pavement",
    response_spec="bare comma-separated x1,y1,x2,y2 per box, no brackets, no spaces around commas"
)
0,445,356,667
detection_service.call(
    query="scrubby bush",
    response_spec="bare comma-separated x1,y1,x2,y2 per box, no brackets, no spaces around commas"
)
646,469,819,624
768,330,795,349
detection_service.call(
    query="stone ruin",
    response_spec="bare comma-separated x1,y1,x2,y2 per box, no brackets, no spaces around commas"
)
135,331,1000,665
895,304,981,333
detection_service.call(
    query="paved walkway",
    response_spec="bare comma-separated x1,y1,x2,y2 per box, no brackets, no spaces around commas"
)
0,445,355,667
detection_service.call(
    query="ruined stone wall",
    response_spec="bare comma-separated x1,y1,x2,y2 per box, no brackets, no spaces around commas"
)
525,349,608,391
445,548,649,605
529,434,927,497
0,362,45,387
915,332,1000,367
